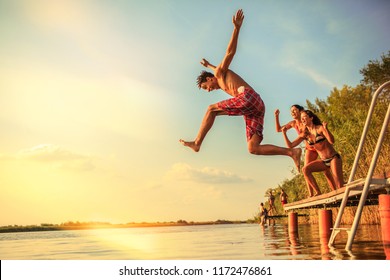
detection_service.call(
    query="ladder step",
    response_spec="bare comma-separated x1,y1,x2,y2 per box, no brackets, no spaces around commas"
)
331,227,351,231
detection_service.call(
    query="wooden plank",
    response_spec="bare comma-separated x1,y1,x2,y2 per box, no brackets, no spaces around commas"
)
267,214,308,219
283,177,390,211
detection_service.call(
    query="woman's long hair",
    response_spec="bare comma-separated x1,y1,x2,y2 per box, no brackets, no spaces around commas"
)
303,110,322,125
291,104,304,111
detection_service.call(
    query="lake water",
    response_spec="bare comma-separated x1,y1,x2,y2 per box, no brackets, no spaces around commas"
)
0,223,388,260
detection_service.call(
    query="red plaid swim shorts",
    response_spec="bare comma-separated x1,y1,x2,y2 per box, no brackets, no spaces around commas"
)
217,88,265,142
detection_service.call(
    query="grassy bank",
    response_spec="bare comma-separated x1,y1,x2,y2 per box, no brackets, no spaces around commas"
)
0,219,253,233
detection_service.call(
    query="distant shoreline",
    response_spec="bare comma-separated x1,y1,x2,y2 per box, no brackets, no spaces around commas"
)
0,220,253,233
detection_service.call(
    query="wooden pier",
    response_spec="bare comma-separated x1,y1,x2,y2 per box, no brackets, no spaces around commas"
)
283,177,390,211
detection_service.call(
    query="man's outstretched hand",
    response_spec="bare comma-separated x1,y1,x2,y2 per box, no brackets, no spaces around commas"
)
200,58,209,67
233,9,244,28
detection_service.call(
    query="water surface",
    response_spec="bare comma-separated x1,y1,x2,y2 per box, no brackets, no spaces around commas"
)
0,223,387,260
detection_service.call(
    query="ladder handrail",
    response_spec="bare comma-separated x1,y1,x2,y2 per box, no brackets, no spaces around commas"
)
348,81,390,183
329,80,390,249
346,95,390,250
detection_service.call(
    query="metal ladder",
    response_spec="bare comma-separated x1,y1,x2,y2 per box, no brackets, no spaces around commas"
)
328,80,390,251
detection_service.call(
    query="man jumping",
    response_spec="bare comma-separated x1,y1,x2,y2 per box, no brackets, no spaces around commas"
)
179,9,301,171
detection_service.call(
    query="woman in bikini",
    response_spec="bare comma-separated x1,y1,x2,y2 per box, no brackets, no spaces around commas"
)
281,110,344,197
275,105,337,190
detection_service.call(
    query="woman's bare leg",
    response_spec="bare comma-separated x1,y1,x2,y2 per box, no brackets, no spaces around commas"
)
306,149,337,191
330,156,344,189
302,160,327,197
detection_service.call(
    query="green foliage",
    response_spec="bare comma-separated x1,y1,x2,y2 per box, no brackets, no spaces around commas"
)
272,51,390,202
360,50,390,89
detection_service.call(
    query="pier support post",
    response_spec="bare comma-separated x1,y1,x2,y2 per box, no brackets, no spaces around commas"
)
288,212,298,233
319,209,333,238
288,231,299,256
319,209,332,259
379,194,390,259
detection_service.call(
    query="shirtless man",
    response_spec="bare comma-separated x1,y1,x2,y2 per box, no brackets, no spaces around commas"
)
179,9,301,171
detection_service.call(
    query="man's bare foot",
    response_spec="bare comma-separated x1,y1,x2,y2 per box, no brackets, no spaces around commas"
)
292,148,302,172
179,139,200,152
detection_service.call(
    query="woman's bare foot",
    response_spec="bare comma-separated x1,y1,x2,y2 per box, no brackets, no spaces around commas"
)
179,139,200,152
292,148,302,172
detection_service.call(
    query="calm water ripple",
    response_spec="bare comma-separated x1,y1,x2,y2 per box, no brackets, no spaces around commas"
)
0,223,387,260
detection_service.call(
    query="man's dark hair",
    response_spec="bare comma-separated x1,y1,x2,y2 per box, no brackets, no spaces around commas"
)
196,71,214,89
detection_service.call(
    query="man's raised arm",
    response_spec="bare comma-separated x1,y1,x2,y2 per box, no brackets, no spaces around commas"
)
215,9,244,77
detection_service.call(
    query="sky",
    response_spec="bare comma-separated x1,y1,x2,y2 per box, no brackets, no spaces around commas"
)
0,0,389,226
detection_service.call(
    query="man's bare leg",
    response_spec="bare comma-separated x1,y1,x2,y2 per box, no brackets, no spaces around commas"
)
248,135,302,172
179,104,227,152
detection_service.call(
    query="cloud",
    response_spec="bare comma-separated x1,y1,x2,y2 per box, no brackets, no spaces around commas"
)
16,144,96,171
165,162,253,184
293,64,335,88
281,46,336,89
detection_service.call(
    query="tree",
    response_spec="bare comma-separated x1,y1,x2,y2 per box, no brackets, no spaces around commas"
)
360,51,390,90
